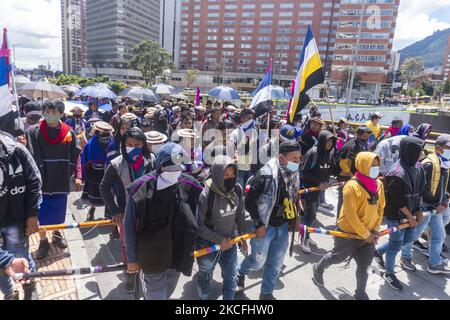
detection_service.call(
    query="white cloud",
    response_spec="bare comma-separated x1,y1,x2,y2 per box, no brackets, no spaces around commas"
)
0,0,61,70
393,0,450,50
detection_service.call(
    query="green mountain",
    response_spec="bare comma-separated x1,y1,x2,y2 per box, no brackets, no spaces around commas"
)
399,28,450,68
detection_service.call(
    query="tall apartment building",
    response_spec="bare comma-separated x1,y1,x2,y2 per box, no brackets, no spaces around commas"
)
443,35,450,82
81,0,160,83
176,0,400,98
61,0,87,75
330,0,401,99
161,0,182,67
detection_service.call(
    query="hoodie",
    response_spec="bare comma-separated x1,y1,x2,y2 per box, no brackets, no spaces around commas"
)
0,131,42,228
300,130,336,188
338,152,385,240
123,142,202,276
197,156,245,245
413,123,432,140
383,137,426,221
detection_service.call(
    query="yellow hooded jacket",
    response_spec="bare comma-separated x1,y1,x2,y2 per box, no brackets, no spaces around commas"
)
338,152,385,240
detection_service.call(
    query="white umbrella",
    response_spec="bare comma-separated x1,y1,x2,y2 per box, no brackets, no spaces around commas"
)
60,85,81,94
18,81,67,100
151,84,176,95
14,75,31,87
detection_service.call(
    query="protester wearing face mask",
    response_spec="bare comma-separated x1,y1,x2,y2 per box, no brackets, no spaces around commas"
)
145,131,168,158
81,122,114,222
21,101,43,131
313,152,385,300
153,109,172,138
65,106,87,149
336,118,350,151
25,100,82,260
195,156,246,300
124,142,203,300
397,134,450,275
298,117,325,156
299,131,337,253
106,113,140,165
374,137,426,291
100,128,153,293
228,108,258,189
236,141,301,300
335,126,372,218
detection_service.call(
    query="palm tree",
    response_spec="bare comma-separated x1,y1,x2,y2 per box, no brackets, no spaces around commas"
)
186,69,199,88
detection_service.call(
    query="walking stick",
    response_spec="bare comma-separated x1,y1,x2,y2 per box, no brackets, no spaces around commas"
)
194,233,256,258
298,182,344,195
39,220,114,232
289,217,298,257
14,264,127,281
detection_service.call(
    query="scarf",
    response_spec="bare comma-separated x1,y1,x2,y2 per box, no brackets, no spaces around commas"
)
39,121,71,145
387,126,401,137
355,171,378,194
278,159,300,200
130,154,144,171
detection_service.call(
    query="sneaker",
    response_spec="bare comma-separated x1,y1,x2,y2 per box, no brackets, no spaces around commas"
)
400,257,417,272
413,240,428,253
423,252,448,264
373,251,386,270
23,282,39,300
354,292,370,300
125,272,137,294
259,293,276,300
383,273,404,291
36,239,50,260
3,290,19,300
235,274,245,292
52,231,68,249
312,263,324,287
300,240,312,254
427,263,450,275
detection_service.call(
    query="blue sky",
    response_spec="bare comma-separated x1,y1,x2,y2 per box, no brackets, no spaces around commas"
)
0,0,449,70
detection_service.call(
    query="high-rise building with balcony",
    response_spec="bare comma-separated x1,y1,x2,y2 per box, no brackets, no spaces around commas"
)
176,0,400,98
61,0,87,75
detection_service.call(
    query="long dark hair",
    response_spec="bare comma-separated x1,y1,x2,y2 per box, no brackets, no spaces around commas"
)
121,128,151,162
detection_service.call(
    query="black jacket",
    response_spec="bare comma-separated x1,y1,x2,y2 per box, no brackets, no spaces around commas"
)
301,130,335,188
0,131,42,228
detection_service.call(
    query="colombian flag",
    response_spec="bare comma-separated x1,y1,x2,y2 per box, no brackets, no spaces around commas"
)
287,26,324,124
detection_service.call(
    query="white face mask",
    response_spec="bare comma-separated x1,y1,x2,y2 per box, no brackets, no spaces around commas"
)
442,149,450,160
151,144,162,154
157,171,182,190
369,166,380,179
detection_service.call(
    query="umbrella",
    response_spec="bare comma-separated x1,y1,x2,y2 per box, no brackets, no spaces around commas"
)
18,81,67,100
171,93,189,101
208,86,240,101
99,104,113,112
60,85,81,94
14,75,31,87
119,87,158,102
151,84,176,95
76,84,118,99
251,85,291,100
64,101,88,114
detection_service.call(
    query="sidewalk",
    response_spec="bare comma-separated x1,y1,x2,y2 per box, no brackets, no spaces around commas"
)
2,187,449,300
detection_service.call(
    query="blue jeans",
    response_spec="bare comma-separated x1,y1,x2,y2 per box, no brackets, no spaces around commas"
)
196,239,237,300
376,220,417,274
0,225,36,295
238,223,289,295
237,170,252,190
401,208,450,265
141,269,180,300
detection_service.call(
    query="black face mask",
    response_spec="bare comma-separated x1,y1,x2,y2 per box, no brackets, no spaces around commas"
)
73,114,82,119
97,134,110,146
224,178,236,191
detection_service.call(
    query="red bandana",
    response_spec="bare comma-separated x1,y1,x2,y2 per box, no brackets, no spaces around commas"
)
39,121,72,145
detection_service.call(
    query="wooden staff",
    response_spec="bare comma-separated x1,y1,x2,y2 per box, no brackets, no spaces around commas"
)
39,220,114,232
194,233,256,258
14,264,127,281
299,182,344,195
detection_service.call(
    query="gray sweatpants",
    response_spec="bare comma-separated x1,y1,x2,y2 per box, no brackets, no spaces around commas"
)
141,269,181,300
316,237,374,296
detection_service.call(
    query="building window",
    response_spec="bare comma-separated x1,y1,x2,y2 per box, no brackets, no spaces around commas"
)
242,4,256,9
208,5,220,10
258,29,272,34
207,13,219,18
279,20,292,25
223,43,235,48
242,12,255,17
225,4,237,9
261,3,275,9
280,3,294,8
240,44,252,49
223,35,234,41
240,36,253,41
279,12,293,17
224,28,236,33
260,12,273,17
300,3,315,8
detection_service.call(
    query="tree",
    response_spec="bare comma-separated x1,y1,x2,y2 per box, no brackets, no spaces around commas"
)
443,79,450,95
417,80,434,96
129,40,175,86
400,58,425,89
108,81,127,94
334,68,361,99
185,69,199,88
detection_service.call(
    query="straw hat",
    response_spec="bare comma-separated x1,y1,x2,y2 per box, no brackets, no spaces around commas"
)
92,121,115,134
145,131,168,145
121,113,138,122
195,105,206,112
144,107,157,120
176,129,199,139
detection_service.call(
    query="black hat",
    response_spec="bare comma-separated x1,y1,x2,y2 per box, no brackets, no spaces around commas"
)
279,141,301,155
357,126,373,135
24,101,42,116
